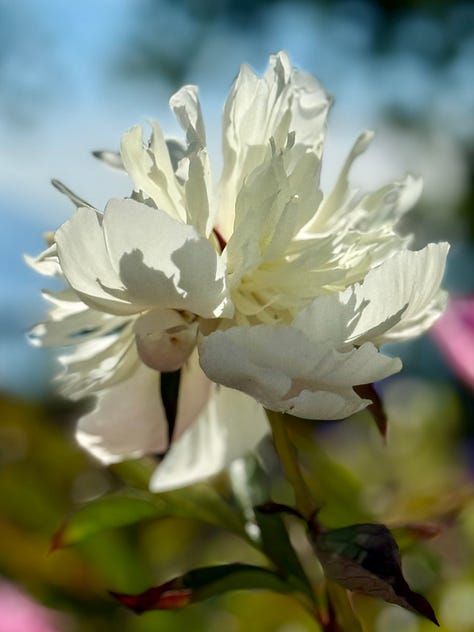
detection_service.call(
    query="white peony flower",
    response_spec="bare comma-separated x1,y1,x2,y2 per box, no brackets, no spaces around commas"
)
29,51,448,489
27,240,268,492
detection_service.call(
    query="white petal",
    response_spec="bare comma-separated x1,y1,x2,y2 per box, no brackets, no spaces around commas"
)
354,174,423,230
76,363,168,463
226,146,322,288
218,51,331,239
199,325,401,420
103,198,232,317
76,352,211,464
56,205,134,314
135,308,198,372
349,243,450,344
308,131,375,231
150,386,269,492
57,198,233,318
120,123,186,223
292,291,361,345
170,85,206,147
293,243,449,347
57,326,138,399
24,243,60,277
170,86,214,236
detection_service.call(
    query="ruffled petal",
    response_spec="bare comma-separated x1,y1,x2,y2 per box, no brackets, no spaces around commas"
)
76,352,211,464
293,243,449,347
120,122,187,223
24,243,61,277
170,85,214,237
76,363,168,463
150,385,269,492
55,205,134,314
56,198,233,318
218,51,331,239
199,325,401,420
349,243,450,344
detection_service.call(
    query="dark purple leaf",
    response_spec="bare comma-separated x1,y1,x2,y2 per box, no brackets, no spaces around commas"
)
312,523,439,626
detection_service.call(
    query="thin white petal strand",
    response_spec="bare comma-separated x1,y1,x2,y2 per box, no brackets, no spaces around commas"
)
120,123,186,223
183,150,213,237
24,243,60,277
199,326,401,420
170,86,214,236
354,174,423,230
57,326,138,399
306,131,375,231
150,386,269,492
170,85,206,147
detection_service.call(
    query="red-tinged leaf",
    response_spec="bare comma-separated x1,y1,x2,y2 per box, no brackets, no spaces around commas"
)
110,563,292,613
390,521,442,548
354,383,387,438
311,523,439,626
111,578,192,613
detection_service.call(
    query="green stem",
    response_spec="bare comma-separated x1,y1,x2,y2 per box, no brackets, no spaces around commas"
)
266,410,316,518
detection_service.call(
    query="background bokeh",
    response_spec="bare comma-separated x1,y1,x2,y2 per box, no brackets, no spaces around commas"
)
0,1,473,630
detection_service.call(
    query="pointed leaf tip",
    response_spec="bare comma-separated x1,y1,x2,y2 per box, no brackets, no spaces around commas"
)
110,579,192,613
355,383,388,438
49,526,64,554
312,522,439,625
255,501,304,520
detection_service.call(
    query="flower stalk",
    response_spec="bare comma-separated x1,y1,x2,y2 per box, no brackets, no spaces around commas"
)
266,410,316,518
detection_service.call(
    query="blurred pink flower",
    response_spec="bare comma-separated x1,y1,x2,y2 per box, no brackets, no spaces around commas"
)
430,296,474,390
0,581,65,632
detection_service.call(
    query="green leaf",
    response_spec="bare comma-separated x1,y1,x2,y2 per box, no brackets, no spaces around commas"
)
51,492,160,550
158,483,249,537
311,523,439,626
110,563,292,613
52,484,248,550
230,456,314,600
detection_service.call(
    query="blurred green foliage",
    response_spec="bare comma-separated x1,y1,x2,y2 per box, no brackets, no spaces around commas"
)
1,375,473,630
